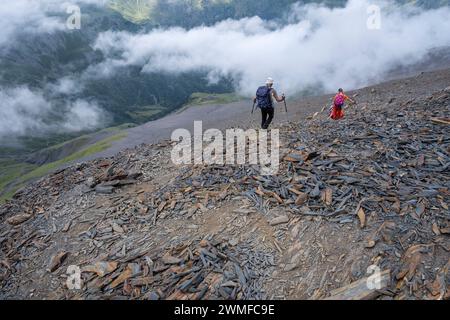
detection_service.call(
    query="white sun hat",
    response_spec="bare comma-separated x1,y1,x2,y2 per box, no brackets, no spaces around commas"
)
266,77,274,85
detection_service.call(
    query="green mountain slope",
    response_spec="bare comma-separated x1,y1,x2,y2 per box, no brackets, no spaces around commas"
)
109,0,158,24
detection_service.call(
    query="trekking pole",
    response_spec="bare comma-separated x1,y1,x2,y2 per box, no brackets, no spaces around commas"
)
251,101,256,114
283,95,288,113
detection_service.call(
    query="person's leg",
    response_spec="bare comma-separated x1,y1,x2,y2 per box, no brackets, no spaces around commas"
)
337,106,344,120
265,107,275,128
261,108,268,128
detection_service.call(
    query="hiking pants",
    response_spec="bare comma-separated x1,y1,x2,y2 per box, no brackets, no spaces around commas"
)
261,107,274,129
330,105,345,120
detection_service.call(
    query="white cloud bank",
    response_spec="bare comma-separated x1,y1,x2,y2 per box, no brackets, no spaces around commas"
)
0,87,105,141
0,0,107,141
92,0,450,96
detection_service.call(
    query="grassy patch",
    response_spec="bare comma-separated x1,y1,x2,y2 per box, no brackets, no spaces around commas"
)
0,132,127,204
0,124,136,159
186,92,241,106
101,123,136,132
45,136,90,152
0,159,18,167
0,163,36,191
0,160,36,202
45,123,135,152
19,132,128,183
108,0,157,24
0,184,26,204
125,106,165,123
175,92,242,114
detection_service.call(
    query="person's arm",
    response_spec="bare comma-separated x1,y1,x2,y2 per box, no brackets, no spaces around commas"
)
344,94,356,104
271,89,285,103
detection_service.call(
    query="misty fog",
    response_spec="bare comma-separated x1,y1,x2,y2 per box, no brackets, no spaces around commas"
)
1,0,450,141
93,0,450,96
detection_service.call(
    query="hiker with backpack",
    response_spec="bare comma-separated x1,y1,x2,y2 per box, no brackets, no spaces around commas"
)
330,88,356,120
253,78,286,129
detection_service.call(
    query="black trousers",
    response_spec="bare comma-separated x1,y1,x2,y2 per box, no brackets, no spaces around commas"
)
261,107,274,129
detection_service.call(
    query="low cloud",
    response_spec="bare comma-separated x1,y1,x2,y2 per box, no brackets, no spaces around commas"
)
0,0,107,142
0,86,105,142
62,100,105,132
92,0,450,96
46,77,85,96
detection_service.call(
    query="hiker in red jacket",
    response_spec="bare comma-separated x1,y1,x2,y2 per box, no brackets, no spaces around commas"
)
330,88,355,120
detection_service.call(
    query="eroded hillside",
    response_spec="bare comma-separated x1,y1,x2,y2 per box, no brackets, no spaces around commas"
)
0,69,449,300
